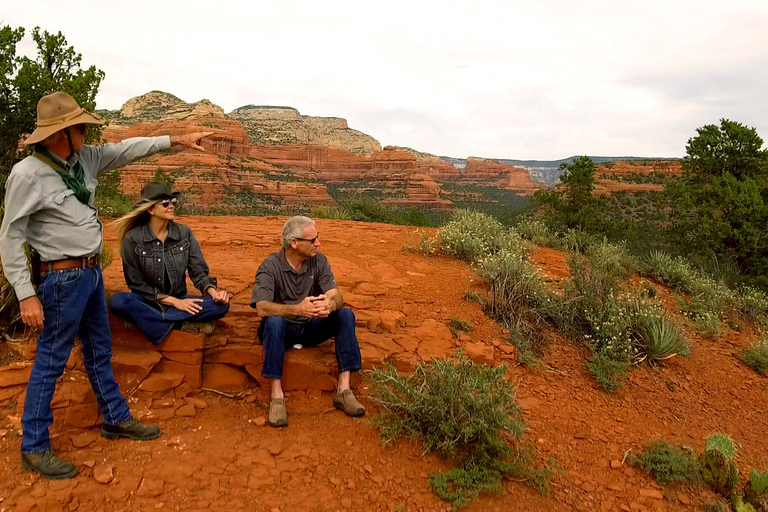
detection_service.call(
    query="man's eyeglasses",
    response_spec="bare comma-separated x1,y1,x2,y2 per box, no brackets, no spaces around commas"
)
161,198,177,208
294,233,320,244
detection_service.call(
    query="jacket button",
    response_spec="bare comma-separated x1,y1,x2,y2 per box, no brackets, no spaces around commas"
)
157,259,161,262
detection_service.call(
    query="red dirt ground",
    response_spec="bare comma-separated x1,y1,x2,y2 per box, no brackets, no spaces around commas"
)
0,217,766,512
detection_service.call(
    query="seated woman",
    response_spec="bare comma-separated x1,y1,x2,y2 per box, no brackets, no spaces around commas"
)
109,181,230,344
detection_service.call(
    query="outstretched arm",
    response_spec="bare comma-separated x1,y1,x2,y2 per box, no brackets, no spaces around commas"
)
170,132,213,151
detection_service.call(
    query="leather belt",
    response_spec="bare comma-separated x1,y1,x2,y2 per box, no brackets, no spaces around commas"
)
41,255,99,275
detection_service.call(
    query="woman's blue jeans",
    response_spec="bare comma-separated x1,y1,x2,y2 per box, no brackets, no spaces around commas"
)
21,266,132,454
257,307,362,379
109,292,230,345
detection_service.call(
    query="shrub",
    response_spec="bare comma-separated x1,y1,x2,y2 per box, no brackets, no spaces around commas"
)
475,249,551,325
311,205,352,220
642,251,733,319
739,341,768,375
438,210,526,263
463,291,484,304
370,353,550,508
629,440,702,483
587,350,629,392
737,286,768,325
448,317,473,338
515,218,553,246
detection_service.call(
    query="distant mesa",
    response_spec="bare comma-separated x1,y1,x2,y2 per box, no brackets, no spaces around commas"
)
95,90,677,212
100,91,381,157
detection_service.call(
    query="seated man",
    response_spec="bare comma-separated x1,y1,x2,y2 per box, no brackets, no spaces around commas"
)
251,216,364,427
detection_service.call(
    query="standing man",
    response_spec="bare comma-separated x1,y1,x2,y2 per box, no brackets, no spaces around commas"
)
251,216,364,427
0,91,213,479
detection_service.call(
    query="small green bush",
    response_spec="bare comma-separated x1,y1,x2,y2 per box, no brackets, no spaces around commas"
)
629,440,702,483
370,353,549,508
311,205,352,220
737,286,768,325
739,341,768,375
642,251,733,320
463,291,484,304
587,350,629,392
515,219,554,246
448,317,473,338
438,210,526,263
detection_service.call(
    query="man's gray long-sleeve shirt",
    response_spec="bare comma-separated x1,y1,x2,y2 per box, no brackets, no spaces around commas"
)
0,136,172,301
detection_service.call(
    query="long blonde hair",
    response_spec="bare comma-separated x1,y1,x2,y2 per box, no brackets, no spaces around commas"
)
112,201,159,253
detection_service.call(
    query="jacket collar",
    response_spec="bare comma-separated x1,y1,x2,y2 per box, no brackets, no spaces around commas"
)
141,221,181,243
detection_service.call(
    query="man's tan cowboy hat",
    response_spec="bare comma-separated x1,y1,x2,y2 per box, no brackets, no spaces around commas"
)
24,91,104,146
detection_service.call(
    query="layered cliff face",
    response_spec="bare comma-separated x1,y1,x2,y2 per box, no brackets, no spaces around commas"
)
97,91,671,212
229,105,381,156
464,157,547,196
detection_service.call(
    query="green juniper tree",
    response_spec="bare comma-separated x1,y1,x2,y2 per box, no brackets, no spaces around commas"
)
666,119,768,287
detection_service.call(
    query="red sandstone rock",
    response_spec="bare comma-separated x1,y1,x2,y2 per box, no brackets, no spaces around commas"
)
156,331,205,352
162,350,204,366
202,363,250,393
413,320,455,360
154,359,202,389
463,342,496,366
0,363,32,388
205,345,263,366
111,349,163,391
139,372,185,393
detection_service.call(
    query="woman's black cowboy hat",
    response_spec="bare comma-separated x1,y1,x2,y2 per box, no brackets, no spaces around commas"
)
139,181,181,202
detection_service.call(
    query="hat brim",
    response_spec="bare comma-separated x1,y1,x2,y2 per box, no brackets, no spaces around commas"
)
24,110,105,146
139,191,182,203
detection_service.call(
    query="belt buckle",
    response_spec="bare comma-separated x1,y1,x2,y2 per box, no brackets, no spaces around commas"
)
85,255,98,268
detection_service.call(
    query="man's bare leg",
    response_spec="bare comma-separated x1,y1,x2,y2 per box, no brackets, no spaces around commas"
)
337,371,351,392
271,379,284,399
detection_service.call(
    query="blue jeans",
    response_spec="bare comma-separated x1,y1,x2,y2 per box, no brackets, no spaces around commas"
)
22,267,132,454
109,293,230,345
258,308,362,379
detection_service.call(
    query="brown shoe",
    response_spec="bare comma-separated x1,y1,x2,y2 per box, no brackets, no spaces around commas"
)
269,398,288,427
333,389,365,417
21,450,77,480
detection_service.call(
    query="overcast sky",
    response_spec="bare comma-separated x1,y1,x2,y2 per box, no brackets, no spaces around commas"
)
3,0,767,160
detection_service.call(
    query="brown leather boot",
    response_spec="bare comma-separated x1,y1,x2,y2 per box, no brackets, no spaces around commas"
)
21,450,77,480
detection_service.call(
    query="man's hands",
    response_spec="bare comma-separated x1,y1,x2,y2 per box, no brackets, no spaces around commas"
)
19,296,44,329
294,294,334,318
207,287,231,304
170,132,214,152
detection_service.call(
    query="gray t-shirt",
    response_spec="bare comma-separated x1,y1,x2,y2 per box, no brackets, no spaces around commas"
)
250,250,338,324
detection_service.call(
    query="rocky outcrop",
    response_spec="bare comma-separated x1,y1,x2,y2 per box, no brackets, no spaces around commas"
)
381,173,454,210
464,157,546,196
94,90,547,209
229,105,381,156
100,91,227,124
595,160,683,177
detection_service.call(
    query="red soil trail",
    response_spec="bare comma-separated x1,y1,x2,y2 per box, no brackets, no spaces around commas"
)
0,217,765,512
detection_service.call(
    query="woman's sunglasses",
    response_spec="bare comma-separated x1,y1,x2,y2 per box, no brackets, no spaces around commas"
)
161,198,177,208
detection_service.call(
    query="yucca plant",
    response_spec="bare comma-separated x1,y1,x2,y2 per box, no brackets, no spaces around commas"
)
633,312,691,364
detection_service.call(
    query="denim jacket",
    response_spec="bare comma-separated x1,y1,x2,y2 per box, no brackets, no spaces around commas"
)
121,221,217,302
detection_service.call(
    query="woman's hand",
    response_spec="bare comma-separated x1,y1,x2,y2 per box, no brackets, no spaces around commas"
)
172,297,204,314
207,287,231,304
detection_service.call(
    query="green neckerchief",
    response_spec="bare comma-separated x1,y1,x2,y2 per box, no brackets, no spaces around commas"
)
33,145,91,205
